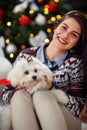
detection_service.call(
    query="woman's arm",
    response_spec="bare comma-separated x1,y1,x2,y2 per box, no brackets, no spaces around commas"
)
1,85,16,105
52,55,85,117
65,57,85,117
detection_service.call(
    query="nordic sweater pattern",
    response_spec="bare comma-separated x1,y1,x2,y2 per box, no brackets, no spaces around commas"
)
1,46,85,117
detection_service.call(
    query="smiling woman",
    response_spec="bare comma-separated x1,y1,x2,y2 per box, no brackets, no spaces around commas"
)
1,10,87,130
47,18,81,59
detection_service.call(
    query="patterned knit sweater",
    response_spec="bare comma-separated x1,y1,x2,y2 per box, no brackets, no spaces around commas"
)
1,46,85,117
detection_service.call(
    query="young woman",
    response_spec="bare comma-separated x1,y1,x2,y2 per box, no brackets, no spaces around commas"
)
1,10,87,130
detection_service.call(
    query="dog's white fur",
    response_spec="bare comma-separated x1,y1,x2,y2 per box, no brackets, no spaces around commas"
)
8,57,53,94
0,56,69,130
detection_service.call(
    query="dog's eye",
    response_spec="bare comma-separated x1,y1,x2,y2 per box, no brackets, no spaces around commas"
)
34,69,37,73
24,70,29,75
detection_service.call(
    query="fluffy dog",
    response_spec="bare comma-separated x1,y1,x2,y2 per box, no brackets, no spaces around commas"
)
0,56,69,130
8,57,53,94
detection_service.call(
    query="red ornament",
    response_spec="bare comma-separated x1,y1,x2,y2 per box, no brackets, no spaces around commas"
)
18,15,31,26
0,79,11,85
48,2,58,13
37,0,44,4
0,8,4,20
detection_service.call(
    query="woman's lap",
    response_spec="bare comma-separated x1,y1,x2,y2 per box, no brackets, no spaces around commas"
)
10,90,39,130
10,90,81,130
33,90,81,130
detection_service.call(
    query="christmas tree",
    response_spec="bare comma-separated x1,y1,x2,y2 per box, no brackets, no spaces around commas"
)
0,0,73,62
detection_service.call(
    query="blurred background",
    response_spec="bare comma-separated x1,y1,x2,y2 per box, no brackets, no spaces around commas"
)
0,0,87,63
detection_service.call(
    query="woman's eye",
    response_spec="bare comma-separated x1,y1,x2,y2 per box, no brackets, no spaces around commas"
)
34,69,37,73
24,70,29,74
62,26,67,30
71,33,78,38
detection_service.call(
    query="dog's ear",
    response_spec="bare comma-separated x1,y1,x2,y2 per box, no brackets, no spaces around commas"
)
7,70,19,86
43,75,52,89
7,60,26,86
27,57,33,63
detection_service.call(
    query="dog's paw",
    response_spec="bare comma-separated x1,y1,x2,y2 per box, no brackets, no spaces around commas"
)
51,89,69,104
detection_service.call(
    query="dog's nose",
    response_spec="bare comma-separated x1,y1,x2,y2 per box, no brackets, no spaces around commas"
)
32,75,37,80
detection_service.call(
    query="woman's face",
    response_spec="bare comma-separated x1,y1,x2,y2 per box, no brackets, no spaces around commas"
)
52,18,81,51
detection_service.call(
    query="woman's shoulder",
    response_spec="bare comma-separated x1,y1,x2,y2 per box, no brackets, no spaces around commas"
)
65,50,82,61
20,46,40,56
15,46,41,62
63,50,82,67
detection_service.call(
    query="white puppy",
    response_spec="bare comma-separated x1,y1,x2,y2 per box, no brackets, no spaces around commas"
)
0,56,69,130
8,57,53,94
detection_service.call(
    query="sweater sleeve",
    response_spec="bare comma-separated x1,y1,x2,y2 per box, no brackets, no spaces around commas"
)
52,55,85,117
64,57,85,117
0,85,16,105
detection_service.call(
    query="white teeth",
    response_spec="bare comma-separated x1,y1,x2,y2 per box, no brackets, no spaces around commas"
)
58,37,67,44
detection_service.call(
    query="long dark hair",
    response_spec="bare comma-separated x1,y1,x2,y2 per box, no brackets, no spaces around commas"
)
53,10,87,83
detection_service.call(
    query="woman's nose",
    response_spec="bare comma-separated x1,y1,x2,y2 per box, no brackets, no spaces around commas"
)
62,31,69,39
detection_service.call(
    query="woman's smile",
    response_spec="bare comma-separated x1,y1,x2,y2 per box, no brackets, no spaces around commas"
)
58,36,67,45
